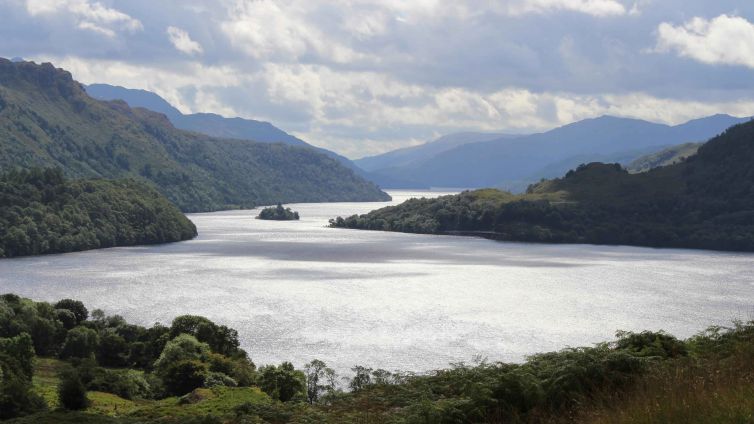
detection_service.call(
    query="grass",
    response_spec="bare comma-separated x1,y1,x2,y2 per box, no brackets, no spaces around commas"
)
6,411,133,424
127,386,271,421
578,347,754,424
29,356,271,422
88,392,139,417
32,357,66,409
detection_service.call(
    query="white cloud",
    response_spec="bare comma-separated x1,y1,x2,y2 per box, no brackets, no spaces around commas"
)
77,21,115,38
34,54,754,157
506,0,627,17
167,26,203,55
38,56,243,115
221,0,373,64
655,14,754,69
25,0,142,35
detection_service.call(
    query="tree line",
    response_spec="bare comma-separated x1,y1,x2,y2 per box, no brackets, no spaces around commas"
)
0,168,197,258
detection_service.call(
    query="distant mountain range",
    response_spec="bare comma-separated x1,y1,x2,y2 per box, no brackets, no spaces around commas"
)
86,83,311,147
354,132,516,171
0,59,389,212
85,81,750,195
361,114,750,191
85,83,413,187
333,119,754,252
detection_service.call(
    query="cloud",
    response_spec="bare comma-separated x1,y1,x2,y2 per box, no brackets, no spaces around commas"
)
25,0,142,35
7,0,754,157
655,14,754,69
506,0,628,17
167,26,203,55
221,0,372,64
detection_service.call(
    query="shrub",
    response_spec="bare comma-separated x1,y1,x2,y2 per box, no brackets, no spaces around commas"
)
54,299,88,324
60,326,99,359
162,360,208,396
58,368,89,410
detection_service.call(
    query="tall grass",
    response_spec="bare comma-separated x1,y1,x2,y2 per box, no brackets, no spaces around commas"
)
577,335,754,423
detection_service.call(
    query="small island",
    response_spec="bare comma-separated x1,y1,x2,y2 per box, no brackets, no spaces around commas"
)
256,203,300,221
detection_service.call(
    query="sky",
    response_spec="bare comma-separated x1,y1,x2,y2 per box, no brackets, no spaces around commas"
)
1,0,754,158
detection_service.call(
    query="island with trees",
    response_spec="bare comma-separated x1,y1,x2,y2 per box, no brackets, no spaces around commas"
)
331,119,754,252
1,292,753,423
256,204,300,221
0,168,197,258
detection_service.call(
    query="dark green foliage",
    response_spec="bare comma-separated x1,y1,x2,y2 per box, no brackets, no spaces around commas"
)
257,204,300,221
5,292,754,423
0,168,197,257
614,330,688,358
60,326,99,359
96,330,129,367
0,363,46,420
0,59,389,213
168,315,243,358
0,294,264,419
55,310,77,330
0,336,46,419
54,299,88,324
332,119,754,252
162,360,208,396
304,359,336,404
0,333,35,379
348,365,372,392
259,362,305,402
58,368,89,410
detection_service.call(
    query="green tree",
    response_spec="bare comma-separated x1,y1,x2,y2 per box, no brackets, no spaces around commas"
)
162,360,208,396
97,330,129,367
259,362,305,402
0,352,46,419
349,365,373,392
61,326,99,359
54,299,88,324
304,359,336,404
154,334,210,373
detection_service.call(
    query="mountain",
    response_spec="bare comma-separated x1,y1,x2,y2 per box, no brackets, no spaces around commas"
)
0,59,390,212
366,115,750,190
332,119,754,252
627,142,702,173
86,83,310,147
86,83,428,189
354,132,511,172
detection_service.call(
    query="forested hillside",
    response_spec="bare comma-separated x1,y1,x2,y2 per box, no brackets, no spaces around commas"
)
0,168,196,258
332,120,754,252
0,59,390,212
627,142,702,173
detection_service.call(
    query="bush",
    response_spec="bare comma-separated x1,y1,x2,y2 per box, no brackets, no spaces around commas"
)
61,326,99,359
54,299,88,324
58,368,89,410
154,334,210,373
88,368,152,400
204,371,237,388
259,362,305,402
162,360,208,396
0,354,46,419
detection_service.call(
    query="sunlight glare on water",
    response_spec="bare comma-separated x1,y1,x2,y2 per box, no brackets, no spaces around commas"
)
1,190,753,374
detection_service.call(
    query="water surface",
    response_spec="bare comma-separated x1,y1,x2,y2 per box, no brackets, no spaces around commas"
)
1,190,753,374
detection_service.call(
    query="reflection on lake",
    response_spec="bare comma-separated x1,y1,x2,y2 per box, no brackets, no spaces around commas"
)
1,190,753,374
